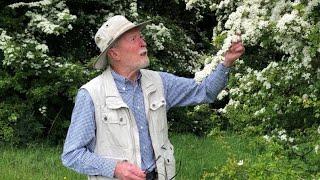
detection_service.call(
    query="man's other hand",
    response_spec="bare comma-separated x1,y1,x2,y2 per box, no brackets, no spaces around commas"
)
114,161,146,180
223,34,245,67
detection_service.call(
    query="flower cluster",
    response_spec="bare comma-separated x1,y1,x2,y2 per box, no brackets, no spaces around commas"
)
24,3,76,35
1,0,76,74
129,1,138,18
217,89,228,100
145,23,172,51
185,3,320,171
8,0,52,8
188,0,320,122
190,0,318,82
38,106,47,116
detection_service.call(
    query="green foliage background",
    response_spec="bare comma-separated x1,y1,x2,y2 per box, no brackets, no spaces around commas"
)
0,0,220,144
0,0,319,178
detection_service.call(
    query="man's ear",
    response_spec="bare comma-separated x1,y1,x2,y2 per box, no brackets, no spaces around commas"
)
107,48,120,62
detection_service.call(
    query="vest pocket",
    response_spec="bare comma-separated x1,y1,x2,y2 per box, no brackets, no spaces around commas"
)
150,99,165,111
101,109,129,148
163,142,176,179
149,98,168,146
102,111,127,125
149,98,166,130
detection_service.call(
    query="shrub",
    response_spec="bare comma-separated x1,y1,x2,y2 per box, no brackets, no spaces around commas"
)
202,128,320,179
0,0,88,144
187,0,320,134
0,0,219,144
185,0,320,177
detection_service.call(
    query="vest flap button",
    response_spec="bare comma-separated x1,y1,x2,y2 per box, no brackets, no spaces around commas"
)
104,116,108,121
167,159,170,163
152,104,156,107
119,117,123,122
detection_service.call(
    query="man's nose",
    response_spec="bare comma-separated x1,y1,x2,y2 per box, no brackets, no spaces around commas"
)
140,37,147,47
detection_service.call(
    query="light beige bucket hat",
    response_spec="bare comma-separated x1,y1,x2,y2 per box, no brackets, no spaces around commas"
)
94,15,150,69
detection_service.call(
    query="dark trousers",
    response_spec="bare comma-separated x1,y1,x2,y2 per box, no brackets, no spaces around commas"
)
146,169,157,180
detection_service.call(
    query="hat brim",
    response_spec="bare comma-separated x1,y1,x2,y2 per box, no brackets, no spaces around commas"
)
93,20,151,70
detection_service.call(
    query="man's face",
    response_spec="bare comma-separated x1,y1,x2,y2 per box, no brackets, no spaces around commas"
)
112,28,149,70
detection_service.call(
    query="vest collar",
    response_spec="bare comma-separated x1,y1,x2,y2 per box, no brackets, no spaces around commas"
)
102,66,157,108
111,68,142,87
140,70,157,95
102,66,128,108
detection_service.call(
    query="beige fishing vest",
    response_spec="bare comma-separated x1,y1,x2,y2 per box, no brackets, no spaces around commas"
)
81,67,175,180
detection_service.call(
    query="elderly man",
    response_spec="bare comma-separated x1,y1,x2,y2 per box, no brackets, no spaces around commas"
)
61,15,244,180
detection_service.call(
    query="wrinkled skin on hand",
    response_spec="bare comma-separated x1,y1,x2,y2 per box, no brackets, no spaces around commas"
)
223,35,245,67
114,161,146,180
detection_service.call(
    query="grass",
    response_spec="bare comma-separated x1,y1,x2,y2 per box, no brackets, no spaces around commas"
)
0,144,84,180
0,133,257,180
171,133,257,179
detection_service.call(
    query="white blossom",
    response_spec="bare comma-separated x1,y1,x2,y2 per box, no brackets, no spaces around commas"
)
276,13,297,32
217,90,228,100
305,0,320,15
146,23,171,50
279,134,287,141
67,24,73,30
217,108,226,114
277,129,288,141
229,88,240,96
9,0,52,9
129,1,138,18
255,72,266,82
38,106,47,116
263,81,271,89
263,135,271,142
185,0,196,10
278,129,286,135
254,107,266,116
237,160,244,166
35,44,49,53
26,51,35,59
302,94,308,100
288,137,294,143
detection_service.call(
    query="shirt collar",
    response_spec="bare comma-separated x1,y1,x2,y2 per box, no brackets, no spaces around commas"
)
111,69,142,86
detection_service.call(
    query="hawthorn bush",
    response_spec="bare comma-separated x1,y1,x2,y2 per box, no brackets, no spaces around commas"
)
186,0,320,177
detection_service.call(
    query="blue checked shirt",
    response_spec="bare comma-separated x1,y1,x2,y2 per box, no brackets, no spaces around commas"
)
61,63,230,177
